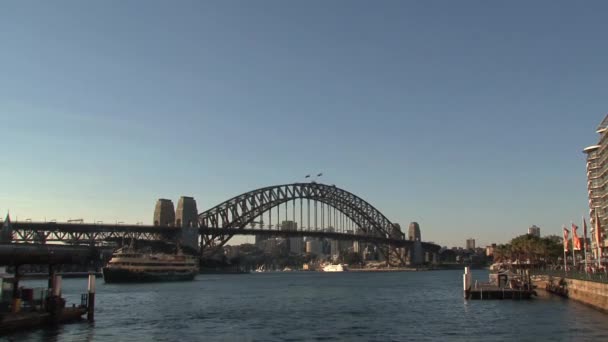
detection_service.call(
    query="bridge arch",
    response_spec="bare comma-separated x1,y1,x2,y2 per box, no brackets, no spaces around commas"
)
198,182,400,248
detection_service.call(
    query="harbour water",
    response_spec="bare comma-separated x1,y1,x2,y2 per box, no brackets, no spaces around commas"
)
6,270,608,341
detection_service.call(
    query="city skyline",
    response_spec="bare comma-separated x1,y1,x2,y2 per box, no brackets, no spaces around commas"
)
2,1,608,247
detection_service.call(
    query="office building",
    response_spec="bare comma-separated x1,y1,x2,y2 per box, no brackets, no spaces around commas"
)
408,222,421,241
486,243,497,257
466,238,475,250
305,239,323,256
528,225,541,238
281,220,302,254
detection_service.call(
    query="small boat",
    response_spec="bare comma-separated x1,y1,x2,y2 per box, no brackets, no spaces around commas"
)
255,265,266,273
322,264,348,272
102,245,198,283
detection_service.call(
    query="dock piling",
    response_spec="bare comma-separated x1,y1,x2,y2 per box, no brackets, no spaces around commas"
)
463,266,472,298
11,265,21,313
53,275,62,297
87,273,95,322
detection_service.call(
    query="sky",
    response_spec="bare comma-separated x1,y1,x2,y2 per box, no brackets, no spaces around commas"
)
1,1,607,248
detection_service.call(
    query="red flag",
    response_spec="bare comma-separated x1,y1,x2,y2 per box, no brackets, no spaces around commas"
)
572,223,581,251
563,227,570,252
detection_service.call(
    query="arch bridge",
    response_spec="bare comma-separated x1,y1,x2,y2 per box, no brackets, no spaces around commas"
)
6,183,440,265
198,182,438,264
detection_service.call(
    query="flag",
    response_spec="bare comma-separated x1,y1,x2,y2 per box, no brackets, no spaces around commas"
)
305,175,310,178
563,227,570,252
572,223,582,251
317,173,323,177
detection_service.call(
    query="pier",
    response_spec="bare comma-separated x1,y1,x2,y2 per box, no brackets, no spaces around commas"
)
0,244,96,334
463,267,536,300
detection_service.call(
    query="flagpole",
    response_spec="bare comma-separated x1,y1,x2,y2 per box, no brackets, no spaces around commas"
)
595,210,602,268
583,215,588,272
563,226,569,273
571,221,577,268
563,247,567,273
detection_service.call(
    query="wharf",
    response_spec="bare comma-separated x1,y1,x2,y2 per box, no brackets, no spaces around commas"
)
0,307,87,334
466,285,535,300
463,266,536,300
349,267,420,272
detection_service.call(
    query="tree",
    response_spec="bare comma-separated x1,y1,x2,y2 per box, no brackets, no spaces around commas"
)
492,234,563,266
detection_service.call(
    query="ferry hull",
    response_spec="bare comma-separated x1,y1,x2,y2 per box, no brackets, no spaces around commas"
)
102,268,196,283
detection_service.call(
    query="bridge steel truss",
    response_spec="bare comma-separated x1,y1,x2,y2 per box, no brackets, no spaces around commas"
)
7,223,176,246
5,183,441,265
198,182,407,263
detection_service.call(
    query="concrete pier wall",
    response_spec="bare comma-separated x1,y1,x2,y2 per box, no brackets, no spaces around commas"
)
534,276,608,313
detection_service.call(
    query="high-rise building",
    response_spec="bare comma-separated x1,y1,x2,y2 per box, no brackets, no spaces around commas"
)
154,199,175,226
466,238,475,250
408,222,421,241
584,114,608,258
175,196,198,227
281,220,302,254
486,243,497,257
325,227,340,259
305,239,323,255
352,227,367,254
528,225,541,238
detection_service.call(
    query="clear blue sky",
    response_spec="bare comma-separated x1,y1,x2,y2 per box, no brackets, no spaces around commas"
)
1,1,607,247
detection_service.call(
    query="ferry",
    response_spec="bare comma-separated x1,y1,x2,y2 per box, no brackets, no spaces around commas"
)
322,264,348,272
102,246,199,283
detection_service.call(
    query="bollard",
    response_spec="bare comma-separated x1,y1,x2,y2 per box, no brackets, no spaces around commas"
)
463,266,472,299
53,275,62,297
87,273,95,322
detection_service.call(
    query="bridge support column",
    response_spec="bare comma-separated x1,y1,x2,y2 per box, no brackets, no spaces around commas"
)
410,241,423,266
179,226,200,254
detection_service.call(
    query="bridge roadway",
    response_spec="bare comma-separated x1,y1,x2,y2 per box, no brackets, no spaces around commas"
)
8,222,440,252
0,243,96,265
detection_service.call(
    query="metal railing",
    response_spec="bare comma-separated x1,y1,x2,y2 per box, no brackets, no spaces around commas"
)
81,293,89,308
531,269,608,284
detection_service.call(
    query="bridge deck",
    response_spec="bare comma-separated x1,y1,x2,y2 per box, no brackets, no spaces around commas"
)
7,222,440,251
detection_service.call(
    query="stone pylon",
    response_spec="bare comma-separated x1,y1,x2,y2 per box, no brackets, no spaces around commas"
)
153,199,175,226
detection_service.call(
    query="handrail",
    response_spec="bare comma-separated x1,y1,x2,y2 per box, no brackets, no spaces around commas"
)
530,269,608,284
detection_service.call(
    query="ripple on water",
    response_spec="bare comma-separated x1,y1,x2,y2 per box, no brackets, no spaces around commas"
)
9,271,608,341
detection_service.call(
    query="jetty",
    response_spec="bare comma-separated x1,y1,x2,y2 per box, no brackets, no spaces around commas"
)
0,243,97,335
463,266,536,300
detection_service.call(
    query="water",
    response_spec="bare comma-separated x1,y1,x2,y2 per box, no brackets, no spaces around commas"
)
4,270,608,341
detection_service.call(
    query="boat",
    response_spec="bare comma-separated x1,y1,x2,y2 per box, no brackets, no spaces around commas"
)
102,245,199,283
255,264,266,273
322,264,348,272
